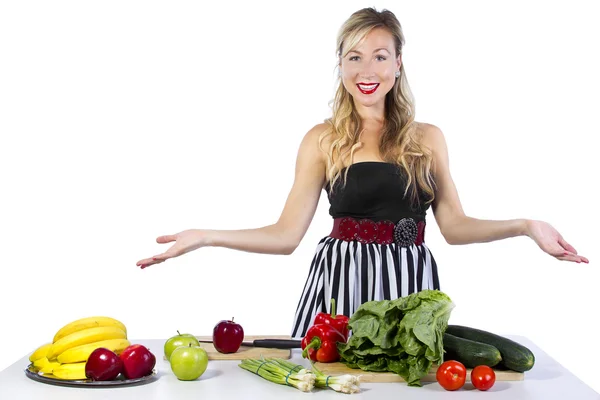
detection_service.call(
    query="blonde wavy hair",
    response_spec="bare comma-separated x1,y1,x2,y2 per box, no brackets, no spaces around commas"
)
319,7,436,209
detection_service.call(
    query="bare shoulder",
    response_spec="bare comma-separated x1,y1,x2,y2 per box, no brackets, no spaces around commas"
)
414,121,446,153
299,122,331,159
304,122,331,144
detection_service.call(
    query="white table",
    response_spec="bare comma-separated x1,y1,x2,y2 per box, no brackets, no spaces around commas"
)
1,336,598,399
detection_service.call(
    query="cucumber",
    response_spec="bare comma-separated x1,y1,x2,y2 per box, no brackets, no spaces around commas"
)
446,325,535,372
443,333,502,368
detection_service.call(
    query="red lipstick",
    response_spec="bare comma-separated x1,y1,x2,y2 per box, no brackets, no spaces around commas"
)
356,82,380,95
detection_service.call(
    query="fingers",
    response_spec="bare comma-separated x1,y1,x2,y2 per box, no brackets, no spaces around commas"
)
136,252,172,269
558,237,577,254
137,235,179,269
157,235,177,244
139,260,164,269
548,245,566,258
136,257,161,269
138,260,166,269
554,251,589,264
545,238,587,263
557,238,589,263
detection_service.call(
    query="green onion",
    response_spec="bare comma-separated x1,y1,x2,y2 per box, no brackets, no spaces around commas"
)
311,361,361,394
238,357,315,392
238,357,361,394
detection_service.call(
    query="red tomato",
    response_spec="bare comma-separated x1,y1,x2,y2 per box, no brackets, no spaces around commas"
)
436,360,467,391
471,365,496,391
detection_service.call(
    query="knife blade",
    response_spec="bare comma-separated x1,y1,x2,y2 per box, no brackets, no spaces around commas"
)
198,339,302,349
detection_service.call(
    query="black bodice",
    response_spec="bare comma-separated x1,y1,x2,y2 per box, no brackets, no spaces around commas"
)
325,162,431,223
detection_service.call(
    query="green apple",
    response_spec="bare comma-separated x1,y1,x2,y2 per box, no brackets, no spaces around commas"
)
170,344,209,381
164,331,200,361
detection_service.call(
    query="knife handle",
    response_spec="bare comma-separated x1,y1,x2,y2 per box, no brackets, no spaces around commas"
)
252,339,302,349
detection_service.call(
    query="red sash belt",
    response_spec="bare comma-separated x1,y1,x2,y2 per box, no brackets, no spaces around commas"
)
329,217,425,247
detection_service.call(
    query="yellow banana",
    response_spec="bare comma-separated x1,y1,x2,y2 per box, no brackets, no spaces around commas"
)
39,361,61,374
57,338,131,364
32,357,50,370
47,326,127,360
29,343,52,362
52,362,87,380
53,316,127,343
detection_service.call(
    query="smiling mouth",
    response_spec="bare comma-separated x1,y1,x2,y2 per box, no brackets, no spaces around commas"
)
357,83,379,94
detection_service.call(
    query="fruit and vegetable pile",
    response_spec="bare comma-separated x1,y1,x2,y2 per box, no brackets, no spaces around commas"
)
26,289,536,394
28,316,156,381
332,289,536,391
336,290,454,386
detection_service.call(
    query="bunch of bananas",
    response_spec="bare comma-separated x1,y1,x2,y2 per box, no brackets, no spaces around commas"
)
28,316,129,380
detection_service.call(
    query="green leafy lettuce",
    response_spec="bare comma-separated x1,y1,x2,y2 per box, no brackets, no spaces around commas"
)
336,289,454,387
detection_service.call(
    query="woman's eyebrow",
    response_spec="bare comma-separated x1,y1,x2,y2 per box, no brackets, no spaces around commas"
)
348,48,391,55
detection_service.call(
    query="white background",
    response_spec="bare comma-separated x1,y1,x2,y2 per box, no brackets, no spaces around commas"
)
1,0,598,394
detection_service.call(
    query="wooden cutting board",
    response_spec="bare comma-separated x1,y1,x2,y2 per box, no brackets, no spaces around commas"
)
313,362,524,383
190,335,292,361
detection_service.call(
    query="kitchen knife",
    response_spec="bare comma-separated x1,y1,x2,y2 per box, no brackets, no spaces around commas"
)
198,339,302,349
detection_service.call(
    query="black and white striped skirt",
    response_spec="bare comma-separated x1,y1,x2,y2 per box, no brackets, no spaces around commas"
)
290,236,440,339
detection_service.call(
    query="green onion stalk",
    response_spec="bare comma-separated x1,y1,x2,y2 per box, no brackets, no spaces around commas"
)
257,358,361,394
310,361,360,394
238,357,315,392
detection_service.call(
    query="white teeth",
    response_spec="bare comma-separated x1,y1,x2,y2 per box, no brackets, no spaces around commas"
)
358,84,378,90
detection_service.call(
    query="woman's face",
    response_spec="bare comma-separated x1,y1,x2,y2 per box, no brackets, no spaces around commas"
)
340,28,401,108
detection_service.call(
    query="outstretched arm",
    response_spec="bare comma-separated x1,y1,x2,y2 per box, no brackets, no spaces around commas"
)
136,123,328,268
424,123,588,264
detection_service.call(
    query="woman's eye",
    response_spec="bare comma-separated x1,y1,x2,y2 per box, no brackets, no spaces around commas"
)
348,55,386,61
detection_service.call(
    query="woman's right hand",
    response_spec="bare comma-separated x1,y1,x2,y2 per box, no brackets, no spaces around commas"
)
136,229,209,269
135,123,328,268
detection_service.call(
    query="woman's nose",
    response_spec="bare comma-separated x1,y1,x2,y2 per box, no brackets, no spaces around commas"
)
359,62,376,79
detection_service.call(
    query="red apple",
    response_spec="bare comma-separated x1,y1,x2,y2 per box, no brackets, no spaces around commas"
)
85,348,123,381
213,317,244,353
119,344,156,379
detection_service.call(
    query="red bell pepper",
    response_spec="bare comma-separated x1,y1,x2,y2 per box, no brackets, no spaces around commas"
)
313,298,350,340
301,323,346,363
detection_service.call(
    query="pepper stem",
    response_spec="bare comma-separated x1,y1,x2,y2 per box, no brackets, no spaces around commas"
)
301,336,322,359
330,298,336,319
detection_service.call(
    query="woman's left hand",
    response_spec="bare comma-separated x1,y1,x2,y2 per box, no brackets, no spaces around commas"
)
525,220,589,263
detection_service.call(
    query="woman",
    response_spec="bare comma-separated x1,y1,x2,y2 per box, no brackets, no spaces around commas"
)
136,8,588,338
